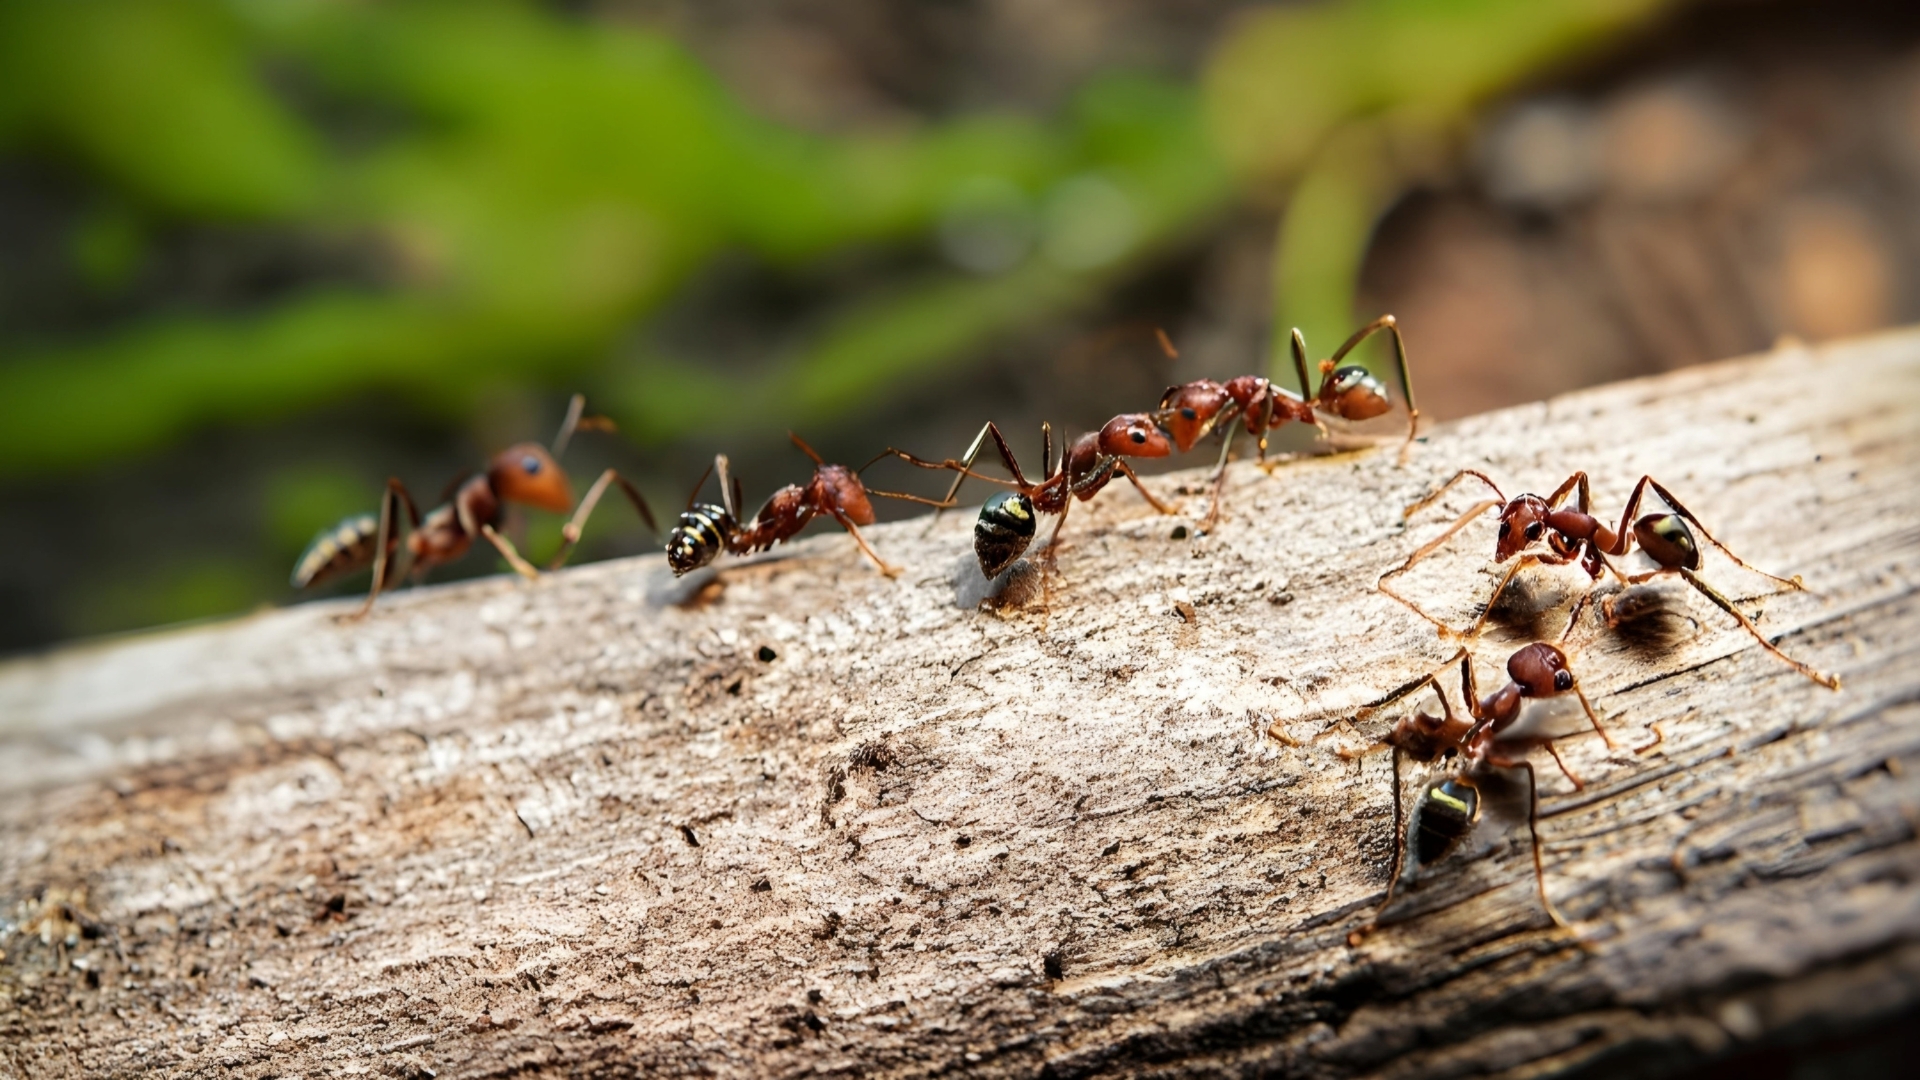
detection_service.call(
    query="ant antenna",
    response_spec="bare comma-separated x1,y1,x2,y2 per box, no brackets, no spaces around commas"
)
1154,327,1180,361
552,394,587,457
789,431,826,466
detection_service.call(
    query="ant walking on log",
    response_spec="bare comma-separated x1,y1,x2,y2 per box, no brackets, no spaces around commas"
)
1378,470,1840,689
292,395,655,618
881,414,1176,580
1155,315,1420,531
666,433,946,578
1326,641,1613,943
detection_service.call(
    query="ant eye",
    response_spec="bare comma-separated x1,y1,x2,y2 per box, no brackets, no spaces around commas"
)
1180,408,1197,420
522,455,542,475
1524,522,1543,540
1554,671,1574,692
1131,430,1147,444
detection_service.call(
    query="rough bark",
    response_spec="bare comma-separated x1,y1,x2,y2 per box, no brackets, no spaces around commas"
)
2,329,1918,1079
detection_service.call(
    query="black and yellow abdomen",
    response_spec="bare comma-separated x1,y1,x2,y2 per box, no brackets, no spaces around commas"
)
667,503,736,576
1413,778,1480,866
974,491,1037,578
291,514,388,589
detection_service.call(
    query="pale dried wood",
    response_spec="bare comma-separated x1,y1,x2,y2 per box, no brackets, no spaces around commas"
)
2,329,1918,1080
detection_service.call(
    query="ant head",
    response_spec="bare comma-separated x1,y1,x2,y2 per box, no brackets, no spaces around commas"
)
1319,365,1392,421
1632,513,1700,571
1156,383,1229,453
1494,495,1552,560
1097,414,1172,459
489,443,574,513
1508,642,1576,698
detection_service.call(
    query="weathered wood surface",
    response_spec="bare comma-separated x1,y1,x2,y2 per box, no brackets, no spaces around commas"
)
2,329,1918,1079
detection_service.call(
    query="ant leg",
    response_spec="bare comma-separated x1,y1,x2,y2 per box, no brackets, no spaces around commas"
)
1541,739,1585,788
548,469,659,571
1202,427,1237,534
1678,569,1841,689
1327,314,1420,451
1508,759,1571,930
1636,721,1668,756
479,525,542,581
350,479,421,621
1649,479,1807,592
1289,328,1313,398
1571,683,1615,749
829,511,901,578
1404,470,1505,520
1461,554,1548,639
1543,471,1591,514
1112,461,1177,515
1378,499,1503,635
1350,747,1409,947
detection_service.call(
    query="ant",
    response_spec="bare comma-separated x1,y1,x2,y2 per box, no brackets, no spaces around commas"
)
1324,641,1612,943
291,396,655,618
881,414,1176,580
666,433,945,578
1155,316,1420,530
1378,470,1840,689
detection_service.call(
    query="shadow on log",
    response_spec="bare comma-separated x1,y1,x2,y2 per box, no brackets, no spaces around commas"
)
2,330,1918,1078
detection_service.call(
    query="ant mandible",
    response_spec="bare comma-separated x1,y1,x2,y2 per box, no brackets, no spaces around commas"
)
292,396,655,618
1325,641,1612,942
666,433,946,578
881,414,1176,580
1155,316,1420,530
1378,470,1840,689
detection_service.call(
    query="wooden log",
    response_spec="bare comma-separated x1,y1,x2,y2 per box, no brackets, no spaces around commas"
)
2,329,1917,1079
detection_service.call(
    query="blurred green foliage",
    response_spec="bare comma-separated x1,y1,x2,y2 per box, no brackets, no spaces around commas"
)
0,0,1677,488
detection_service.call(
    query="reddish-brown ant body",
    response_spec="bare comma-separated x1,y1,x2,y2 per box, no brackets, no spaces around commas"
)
1379,470,1840,689
292,396,654,618
666,433,943,578
884,414,1176,579
1155,316,1420,528
1328,642,1611,941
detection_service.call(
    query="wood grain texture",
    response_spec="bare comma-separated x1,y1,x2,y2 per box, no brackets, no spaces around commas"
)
2,329,1917,1079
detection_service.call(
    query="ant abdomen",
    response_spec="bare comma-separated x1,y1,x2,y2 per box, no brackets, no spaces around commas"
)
1413,778,1480,865
293,513,386,589
975,491,1036,578
668,503,736,576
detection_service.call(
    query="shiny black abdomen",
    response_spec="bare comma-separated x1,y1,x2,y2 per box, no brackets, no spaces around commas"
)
1414,778,1479,865
974,491,1037,578
668,503,736,576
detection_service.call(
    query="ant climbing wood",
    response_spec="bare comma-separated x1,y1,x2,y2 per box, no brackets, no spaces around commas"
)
880,415,1176,580
665,433,946,578
1379,470,1840,689
291,395,656,619
1323,641,1613,942
1154,315,1420,531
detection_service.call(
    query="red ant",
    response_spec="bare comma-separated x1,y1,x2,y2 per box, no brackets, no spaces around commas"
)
1324,641,1612,942
1378,470,1840,689
666,433,945,578
291,396,655,618
881,414,1177,580
1154,316,1420,530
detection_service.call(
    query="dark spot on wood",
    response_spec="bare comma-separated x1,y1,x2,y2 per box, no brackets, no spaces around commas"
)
1174,600,1197,623
679,825,700,847
726,676,743,695
807,988,824,1004
757,645,778,662
803,1011,826,1032
849,741,897,771
813,911,842,939
1170,525,1189,540
751,878,772,893
1043,950,1065,980
1100,840,1121,857
954,835,971,848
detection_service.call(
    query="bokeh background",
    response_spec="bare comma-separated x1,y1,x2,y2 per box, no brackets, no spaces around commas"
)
3,0,1918,654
